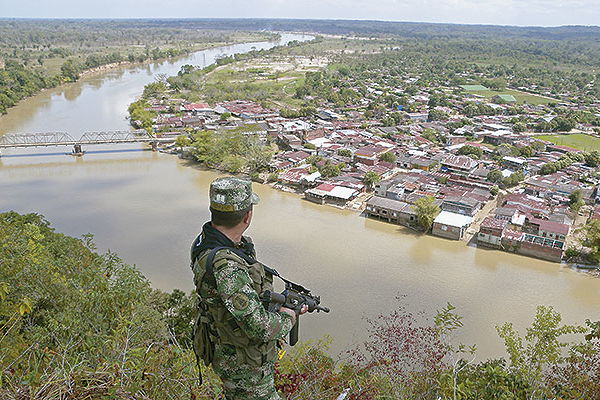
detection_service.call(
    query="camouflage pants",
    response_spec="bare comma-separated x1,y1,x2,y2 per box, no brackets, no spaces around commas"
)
213,344,280,400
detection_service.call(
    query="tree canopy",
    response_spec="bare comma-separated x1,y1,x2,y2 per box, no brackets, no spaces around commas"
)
413,196,440,232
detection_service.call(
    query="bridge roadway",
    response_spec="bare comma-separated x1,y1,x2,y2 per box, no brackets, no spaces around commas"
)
0,131,174,155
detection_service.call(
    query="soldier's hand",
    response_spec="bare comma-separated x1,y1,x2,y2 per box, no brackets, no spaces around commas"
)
279,306,296,325
299,304,309,315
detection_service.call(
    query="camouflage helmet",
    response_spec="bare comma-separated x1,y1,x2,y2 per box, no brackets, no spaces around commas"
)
209,177,260,212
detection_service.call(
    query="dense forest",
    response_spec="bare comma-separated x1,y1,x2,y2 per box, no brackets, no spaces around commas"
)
1,211,599,399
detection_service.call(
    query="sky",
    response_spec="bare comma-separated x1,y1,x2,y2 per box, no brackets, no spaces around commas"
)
1,0,599,27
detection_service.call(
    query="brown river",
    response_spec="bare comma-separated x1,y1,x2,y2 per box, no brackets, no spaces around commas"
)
1,34,599,359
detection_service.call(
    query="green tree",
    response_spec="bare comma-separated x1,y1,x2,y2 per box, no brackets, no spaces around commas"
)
554,116,576,132
569,189,584,213
413,196,440,232
457,145,483,159
337,148,352,157
318,160,340,178
584,151,600,167
363,171,380,191
422,128,439,143
513,121,527,133
428,108,448,121
60,60,79,81
501,170,524,187
379,151,396,163
519,145,534,158
487,170,503,183
496,305,585,399
496,143,515,157
580,220,600,263
463,103,479,118
435,303,477,400
174,134,191,148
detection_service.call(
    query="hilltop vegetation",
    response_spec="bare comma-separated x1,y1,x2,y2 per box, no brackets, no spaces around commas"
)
1,211,600,399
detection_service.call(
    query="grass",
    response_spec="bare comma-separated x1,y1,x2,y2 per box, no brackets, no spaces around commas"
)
461,84,489,91
199,57,320,108
464,88,554,105
532,133,600,151
470,88,554,105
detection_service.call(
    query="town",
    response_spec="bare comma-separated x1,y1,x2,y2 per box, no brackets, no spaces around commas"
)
133,56,600,266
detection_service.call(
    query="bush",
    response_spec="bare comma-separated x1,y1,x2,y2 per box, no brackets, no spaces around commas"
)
250,171,263,183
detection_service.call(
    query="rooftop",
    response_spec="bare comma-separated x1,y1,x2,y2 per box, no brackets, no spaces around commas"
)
433,211,473,227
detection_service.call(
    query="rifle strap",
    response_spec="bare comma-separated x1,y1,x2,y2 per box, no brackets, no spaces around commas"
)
203,246,282,288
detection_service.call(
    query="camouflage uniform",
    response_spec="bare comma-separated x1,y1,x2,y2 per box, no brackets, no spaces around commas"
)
191,177,294,400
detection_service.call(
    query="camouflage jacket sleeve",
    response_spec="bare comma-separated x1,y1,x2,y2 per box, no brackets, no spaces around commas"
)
213,258,294,343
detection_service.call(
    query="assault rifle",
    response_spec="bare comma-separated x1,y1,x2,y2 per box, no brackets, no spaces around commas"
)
262,280,330,346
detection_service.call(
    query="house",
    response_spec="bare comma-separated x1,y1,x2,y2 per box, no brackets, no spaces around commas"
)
439,154,479,175
494,207,526,227
505,193,550,217
477,217,507,248
406,112,429,122
305,183,358,205
182,102,212,114
409,155,438,171
275,150,310,167
365,197,417,226
502,156,527,170
278,134,302,148
432,211,473,240
482,131,517,145
446,135,466,146
278,168,312,187
441,196,481,216
519,233,565,262
546,144,581,154
525,217,570,241
353,145,391,166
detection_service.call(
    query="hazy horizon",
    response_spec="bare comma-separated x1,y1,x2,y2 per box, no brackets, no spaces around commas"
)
1,0,599,28
0,16,599,30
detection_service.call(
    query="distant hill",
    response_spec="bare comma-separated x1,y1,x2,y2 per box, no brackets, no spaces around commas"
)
2,17,599,40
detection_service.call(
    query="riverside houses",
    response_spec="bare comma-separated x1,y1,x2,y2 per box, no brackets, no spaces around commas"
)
365,197,417,226
305,183,359,205
432,211,473,240
477,217,507,248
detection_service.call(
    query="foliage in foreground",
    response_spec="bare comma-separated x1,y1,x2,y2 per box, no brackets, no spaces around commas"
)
1,212,599,399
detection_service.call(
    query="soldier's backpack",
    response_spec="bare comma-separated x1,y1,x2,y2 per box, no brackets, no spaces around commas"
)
191,247,249,383
191,247,223,384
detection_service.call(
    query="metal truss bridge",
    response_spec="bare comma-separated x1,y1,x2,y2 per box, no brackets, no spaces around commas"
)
0,130,171,155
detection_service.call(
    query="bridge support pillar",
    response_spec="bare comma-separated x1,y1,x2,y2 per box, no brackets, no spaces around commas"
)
150,141,158,152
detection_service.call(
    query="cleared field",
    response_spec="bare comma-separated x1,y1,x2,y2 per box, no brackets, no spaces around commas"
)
464,88,554,106
533,133,600,151
199,57,322,107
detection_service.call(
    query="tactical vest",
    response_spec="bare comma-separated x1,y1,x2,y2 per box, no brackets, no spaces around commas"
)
191,247,278,369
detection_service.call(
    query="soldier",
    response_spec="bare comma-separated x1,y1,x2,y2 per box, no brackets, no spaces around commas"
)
191,177,307,400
